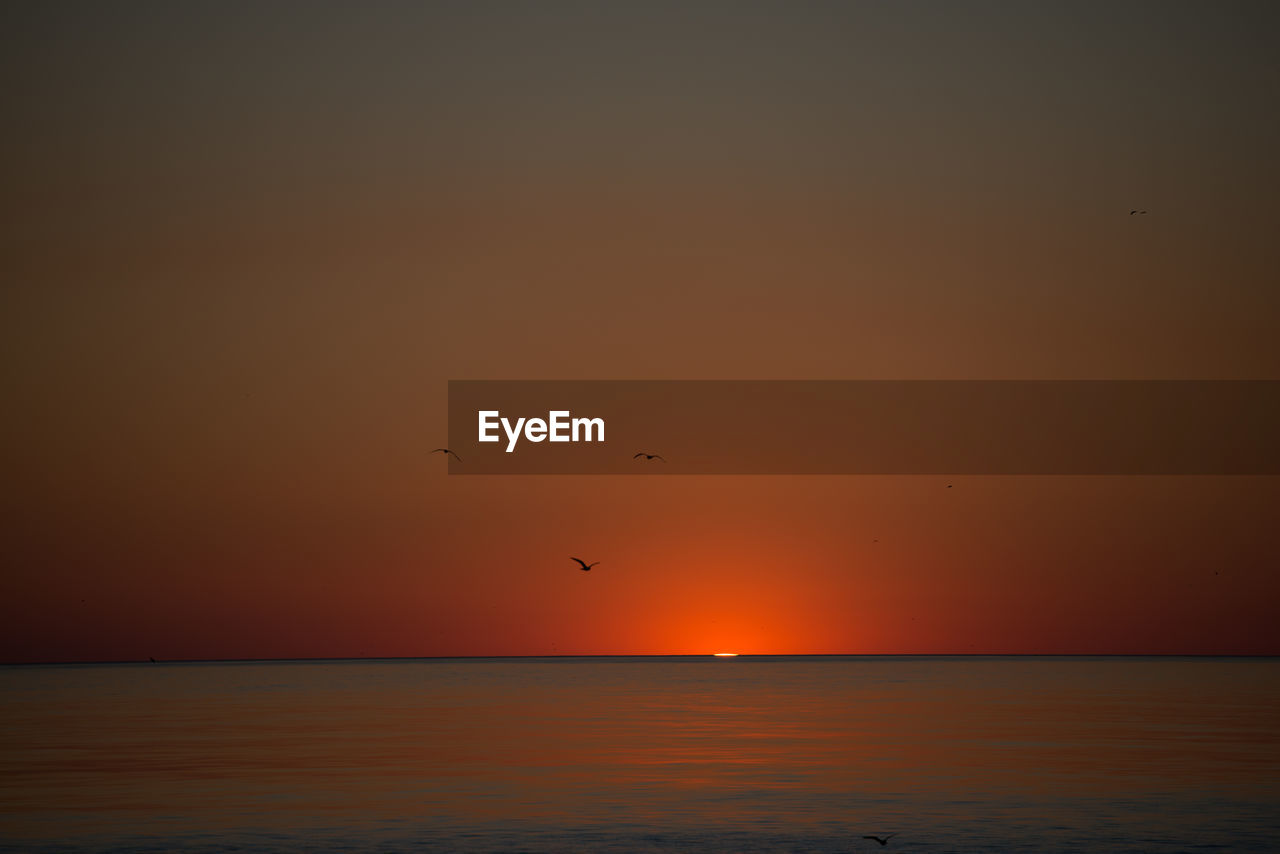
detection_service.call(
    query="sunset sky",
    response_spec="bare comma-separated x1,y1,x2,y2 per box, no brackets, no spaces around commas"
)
2,1,1278,661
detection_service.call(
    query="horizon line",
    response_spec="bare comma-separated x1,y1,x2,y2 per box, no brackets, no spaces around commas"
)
5,652,1279,667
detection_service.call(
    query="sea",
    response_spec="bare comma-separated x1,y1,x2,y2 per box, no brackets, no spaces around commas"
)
1,656,1277,852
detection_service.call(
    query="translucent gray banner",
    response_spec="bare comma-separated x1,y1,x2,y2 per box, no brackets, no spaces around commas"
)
445,381,1280,474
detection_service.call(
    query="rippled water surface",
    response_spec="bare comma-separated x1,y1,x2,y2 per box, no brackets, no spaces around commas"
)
2,656,1278,851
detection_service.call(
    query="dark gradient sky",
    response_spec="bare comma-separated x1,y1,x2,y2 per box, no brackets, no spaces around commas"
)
3,1,1278,661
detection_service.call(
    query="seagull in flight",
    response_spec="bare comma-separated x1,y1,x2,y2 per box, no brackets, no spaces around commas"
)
431,448,462,462
862,833,897,846
571,557,600,572
1129,209,1148,215
633,453,666,462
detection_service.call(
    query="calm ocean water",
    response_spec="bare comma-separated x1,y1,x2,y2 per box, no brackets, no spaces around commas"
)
1,656,1277,852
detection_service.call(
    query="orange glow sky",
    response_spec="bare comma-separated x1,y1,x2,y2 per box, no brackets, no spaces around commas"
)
2,2,1278,661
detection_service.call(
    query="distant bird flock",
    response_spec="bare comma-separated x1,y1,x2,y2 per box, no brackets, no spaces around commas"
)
433,447,668,466
433,444,955,583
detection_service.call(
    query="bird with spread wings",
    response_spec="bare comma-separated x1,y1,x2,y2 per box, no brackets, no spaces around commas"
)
863,833,897,846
